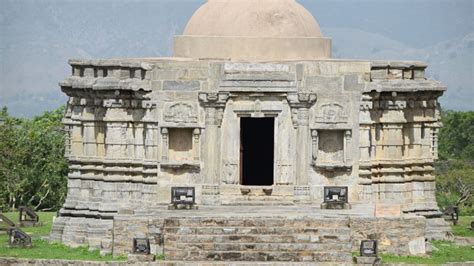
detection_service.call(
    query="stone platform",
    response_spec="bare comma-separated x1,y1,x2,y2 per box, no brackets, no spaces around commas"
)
110,204,426,262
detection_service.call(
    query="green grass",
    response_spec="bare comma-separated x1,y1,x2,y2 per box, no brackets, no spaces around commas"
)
0,212,124,261
382,241,474,264
452,216,474,237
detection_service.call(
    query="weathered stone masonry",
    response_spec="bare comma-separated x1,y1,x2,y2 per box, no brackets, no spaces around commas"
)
51,0,450,261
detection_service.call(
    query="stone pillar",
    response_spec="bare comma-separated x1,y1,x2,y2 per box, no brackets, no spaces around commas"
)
199,92,229,185
344,130,352,163
193,128,201,161
296,108,310,185
287,93,317,186
203,108,219,184
161,128,169,162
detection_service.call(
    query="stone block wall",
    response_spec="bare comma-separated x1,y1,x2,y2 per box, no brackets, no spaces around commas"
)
358,61,445,218
111,215,427,261
349,216,426,255
50,216,113,254
52,58,446,253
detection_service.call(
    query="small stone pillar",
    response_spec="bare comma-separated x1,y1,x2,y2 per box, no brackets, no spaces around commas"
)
199,92,229,185
287,93,317,186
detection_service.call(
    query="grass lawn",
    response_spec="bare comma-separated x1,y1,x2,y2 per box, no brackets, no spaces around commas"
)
0,212,124,261
382,216,474,264
382,240,474,264
452,216,474,237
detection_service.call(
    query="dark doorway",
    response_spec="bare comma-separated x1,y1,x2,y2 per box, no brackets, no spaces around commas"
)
240,117,274,186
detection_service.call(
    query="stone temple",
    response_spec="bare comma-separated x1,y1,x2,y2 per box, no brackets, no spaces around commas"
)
51,0,450,262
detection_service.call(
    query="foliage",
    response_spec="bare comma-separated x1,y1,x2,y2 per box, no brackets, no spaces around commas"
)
435,159,474,216
0,212,124,261
0,106,68,211
381,241,474,264
435,110,474,215
438,111,474,161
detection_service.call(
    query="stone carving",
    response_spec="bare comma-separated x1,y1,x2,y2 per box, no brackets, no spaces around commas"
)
287,93,317,127
223,160,238,184
315,103,348,124
164,103,198,124
199,92,229,127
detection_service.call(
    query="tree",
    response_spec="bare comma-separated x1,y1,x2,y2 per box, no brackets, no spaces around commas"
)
436,110,474,215
438,111,474,161
0,106,68,211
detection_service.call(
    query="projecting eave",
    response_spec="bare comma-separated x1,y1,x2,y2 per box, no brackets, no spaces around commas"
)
365,79,447,93
370,60,428,69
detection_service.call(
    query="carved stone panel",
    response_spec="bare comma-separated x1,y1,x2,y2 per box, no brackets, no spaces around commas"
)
164,102,198,125
315,103,348,124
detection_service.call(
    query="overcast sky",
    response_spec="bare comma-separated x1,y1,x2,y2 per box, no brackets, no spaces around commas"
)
1,0,472,117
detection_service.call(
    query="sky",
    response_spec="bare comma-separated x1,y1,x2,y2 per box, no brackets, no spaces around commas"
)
0,0,472,117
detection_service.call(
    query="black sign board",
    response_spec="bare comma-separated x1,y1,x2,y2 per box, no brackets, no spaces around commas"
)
171,187,195,205
360,240,378,257
324,186,348,203
133,238,150,255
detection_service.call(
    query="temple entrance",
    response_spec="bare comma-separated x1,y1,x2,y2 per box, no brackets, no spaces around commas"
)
240,117,274,186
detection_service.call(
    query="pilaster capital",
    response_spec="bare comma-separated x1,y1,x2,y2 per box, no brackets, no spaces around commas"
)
199,92,228,127
198,92,229,108
286,92,317,109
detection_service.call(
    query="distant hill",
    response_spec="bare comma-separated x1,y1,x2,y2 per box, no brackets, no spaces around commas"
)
327,28,474,111
0,0,472,117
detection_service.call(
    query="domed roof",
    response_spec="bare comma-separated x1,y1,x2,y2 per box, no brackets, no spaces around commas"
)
183,0,323,38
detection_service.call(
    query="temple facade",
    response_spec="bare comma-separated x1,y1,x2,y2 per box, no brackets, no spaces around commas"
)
51,0,450,262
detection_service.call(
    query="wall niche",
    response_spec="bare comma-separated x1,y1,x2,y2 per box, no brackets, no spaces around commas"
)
311,129,352,172
161,127,201,170
169,128,193,161
318,130,344,163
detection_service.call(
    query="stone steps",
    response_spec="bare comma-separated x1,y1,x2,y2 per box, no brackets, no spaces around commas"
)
163,217,352,262
221,196,294,206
